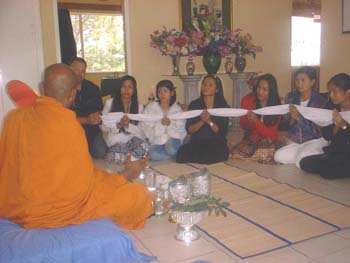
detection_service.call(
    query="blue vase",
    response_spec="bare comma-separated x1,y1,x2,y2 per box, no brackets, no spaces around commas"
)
202,53,221,75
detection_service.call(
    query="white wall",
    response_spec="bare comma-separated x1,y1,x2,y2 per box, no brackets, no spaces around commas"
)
0,0,44,128
320,0,350,91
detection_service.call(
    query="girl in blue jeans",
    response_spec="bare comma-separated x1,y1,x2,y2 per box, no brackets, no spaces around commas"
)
141,80,186,161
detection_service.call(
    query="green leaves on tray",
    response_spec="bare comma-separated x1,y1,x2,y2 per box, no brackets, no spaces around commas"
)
170,195,230,216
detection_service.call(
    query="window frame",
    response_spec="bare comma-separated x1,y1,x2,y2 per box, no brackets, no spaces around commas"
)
69,9,126,74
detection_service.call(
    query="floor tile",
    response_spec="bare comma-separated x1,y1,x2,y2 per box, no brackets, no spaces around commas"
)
141,234,216,263
292,233,350,259
93,149,350,263
335,228,350,240
131,215,177,240
311,247,350,263
128,232,155,258
241,247,310,263
177,250,238,263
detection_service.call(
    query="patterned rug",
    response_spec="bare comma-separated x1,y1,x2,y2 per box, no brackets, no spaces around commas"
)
151,162,350,259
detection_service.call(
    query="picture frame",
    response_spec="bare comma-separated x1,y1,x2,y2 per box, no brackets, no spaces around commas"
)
179,0,232,31
342,0,350,33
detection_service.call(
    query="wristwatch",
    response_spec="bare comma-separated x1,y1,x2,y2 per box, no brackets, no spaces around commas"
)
209,121,214,127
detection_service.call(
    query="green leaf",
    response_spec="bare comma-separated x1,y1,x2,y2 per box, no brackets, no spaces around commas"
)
208,207,213,216
220,202,230,208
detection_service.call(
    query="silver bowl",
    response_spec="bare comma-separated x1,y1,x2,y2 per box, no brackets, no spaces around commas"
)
168,176,191,204
170,211,206,243
190,168,211,196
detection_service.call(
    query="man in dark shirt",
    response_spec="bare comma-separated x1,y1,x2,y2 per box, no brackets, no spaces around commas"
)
69,57,107,158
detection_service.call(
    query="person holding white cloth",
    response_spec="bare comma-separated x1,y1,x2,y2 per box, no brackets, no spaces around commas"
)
274,67,327,167
101,75,148,164
141,80,186,161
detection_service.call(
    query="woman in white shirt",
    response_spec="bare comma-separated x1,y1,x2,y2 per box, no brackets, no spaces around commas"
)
141,80,186,161
101,75,147,164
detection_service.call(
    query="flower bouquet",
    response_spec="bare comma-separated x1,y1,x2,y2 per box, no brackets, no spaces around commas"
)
230,29,263,59
150,27,197,75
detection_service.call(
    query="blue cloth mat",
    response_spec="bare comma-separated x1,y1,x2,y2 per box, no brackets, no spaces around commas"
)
0,218,157,263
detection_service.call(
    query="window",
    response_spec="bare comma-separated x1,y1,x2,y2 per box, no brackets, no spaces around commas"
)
291,16,321,66
70,12,125,73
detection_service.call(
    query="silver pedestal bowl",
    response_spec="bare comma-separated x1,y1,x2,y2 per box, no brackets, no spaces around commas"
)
170,211,206,243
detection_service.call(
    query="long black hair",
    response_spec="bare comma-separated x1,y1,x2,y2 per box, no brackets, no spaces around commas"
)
200,75,230,108
253,74,281,125
156,79,177,106
328,73,350,92
110,75,139,114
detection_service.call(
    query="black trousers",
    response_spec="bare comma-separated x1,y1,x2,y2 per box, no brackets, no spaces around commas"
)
300,153,350,179
176,138,229,164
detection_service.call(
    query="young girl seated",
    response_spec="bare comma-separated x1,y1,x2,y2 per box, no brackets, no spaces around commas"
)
176,75,230,164
274,66,327,167
300,73,350,179
141,80,186,161
101,75,147,164
231,74,282,163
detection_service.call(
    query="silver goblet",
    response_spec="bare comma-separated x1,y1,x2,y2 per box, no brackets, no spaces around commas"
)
170,211,205,243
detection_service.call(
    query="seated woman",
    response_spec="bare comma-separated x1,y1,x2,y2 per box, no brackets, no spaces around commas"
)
102,75,148,164
300,73,350,179
274,66,327,167
231,74,282,163
176,75,230,164
141,80,186,161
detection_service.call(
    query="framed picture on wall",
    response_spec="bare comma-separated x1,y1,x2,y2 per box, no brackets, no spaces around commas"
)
342,0,350,33
179,0,232,31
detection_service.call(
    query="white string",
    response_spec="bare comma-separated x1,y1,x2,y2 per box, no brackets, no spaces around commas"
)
101,105,350,127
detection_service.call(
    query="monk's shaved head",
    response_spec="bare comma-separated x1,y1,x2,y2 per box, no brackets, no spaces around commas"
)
42,63,79,106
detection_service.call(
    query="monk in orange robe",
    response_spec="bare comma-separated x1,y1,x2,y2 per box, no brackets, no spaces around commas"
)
0,64,153,229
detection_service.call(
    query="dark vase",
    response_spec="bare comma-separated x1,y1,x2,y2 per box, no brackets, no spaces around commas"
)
202,52,221,75
234,53,246,72
186,57,195,75
224,56,233,74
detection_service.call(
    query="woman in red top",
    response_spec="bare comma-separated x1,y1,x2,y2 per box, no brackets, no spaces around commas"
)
231,74,283,163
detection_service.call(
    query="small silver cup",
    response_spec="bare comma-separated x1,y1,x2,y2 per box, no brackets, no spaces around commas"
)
190,168,211,196
168,176,191,204
144,168,156,191
154,189,165,216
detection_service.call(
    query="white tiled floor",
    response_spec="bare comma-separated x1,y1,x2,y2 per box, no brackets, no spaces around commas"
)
94,152,350,262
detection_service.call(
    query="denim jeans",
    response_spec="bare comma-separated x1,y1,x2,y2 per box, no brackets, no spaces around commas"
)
149,138,181,161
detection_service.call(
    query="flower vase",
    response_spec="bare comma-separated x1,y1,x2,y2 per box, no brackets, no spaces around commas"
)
202,53,221,75
171,55,180,76
234,53,246,73
186,57,195,75
224,56,233,74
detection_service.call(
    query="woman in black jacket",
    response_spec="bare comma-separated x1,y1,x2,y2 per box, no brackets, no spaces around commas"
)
300,73,350,179
176,75,230,164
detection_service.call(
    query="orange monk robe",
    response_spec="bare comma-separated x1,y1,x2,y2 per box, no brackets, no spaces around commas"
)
0,96,153,229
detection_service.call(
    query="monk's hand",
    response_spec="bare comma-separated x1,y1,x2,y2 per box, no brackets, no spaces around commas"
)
333,109,346,129
87,112,101,125
247,110,257,123
200,109,211,123
161,116,170,126
289,105,301,121
122,155,147,181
